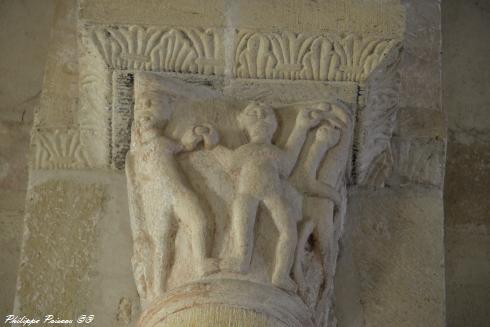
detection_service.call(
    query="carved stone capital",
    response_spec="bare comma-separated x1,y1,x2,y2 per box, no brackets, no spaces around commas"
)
75,18,403,326
124,72,357,326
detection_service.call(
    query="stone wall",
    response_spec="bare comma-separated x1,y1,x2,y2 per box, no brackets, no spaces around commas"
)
443,1,490,326
335,2,446,326
0,0,54,320
0,0,487,326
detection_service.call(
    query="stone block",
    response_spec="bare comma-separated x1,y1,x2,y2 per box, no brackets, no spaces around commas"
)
336,186,445,327
14,180,105,319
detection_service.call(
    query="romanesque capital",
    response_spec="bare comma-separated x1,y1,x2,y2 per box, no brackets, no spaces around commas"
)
125,72,355,326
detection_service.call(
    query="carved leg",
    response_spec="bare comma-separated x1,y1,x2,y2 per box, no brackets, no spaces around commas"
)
174,191,218,277
314,200,335,278
265,195,298,292
222,194,259,274
150,215,174,296
132,234,152,304
293,220,315,296
304,180,341,205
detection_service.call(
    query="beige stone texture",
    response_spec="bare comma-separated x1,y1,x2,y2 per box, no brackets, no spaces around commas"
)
336,187,445,327
75,6,407,325
443,1,490,146
32,1,77,129
154,305,287,327
0,0,54,320
443,1,490,326
87,172,140,327
14,179,104,317
335,1,446,327
0,0,54,123
14,170,141,326
445,224,490,327
11,2,140,326
30,0,106,170
3,0,454,327
2,0,490,327
80,0,404,37
123,70,356,326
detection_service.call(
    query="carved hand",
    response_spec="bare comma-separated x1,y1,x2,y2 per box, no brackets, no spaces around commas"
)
195,124,219,150
296,108,324,130
181,124,219,151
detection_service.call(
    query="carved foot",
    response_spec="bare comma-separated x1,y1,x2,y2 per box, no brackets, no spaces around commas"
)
272,275,298,293
220,256,250,274
197,258,220,277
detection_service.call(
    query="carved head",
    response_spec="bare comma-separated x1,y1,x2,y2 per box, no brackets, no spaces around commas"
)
237,102,278,143
316,120,342,148
134,95,172,131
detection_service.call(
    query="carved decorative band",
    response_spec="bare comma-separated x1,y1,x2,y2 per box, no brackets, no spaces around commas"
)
31,128,103,170
235,30,400,82
85,24,400,83
87,25,224,75
32,129,89,169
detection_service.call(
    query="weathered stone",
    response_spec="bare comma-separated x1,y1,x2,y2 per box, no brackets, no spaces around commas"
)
0,0,55,319
14,180,104,319
124,72,356,326
337,186,445,327
444,142,490,327
80,0,405,37
6,1,451,327
443,1,490,326
446,224,490,327
443,1,490,145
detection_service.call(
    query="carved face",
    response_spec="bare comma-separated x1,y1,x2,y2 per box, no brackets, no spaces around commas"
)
134,97,171,131
238,102,278,143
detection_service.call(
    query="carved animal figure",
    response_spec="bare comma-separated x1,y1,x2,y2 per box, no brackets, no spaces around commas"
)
292,120,342,285
126,95,218,306
211,101,326,291
290,103,353,321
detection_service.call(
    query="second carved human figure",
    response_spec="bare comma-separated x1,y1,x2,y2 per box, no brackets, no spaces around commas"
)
210,101,326,291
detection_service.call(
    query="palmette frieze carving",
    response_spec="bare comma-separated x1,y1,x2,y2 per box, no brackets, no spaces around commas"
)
125,73,355,327
83,24,400,83
235,30,401,82
31,128,98,169
86,25,224,74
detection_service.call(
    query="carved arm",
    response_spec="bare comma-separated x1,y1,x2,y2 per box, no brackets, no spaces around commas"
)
181,124,235,173
282,108,323,175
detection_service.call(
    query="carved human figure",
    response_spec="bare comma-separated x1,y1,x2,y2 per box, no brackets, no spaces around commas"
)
125,95,218,305
211,101,325,291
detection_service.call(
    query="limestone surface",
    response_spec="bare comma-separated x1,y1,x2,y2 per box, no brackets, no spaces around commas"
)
8,1,449,327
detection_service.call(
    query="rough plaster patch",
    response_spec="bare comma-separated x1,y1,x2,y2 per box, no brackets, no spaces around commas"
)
14,180,105,321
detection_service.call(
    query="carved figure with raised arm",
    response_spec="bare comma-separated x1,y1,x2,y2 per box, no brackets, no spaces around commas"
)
125,91,218,307
212,101,327,291
290,103,353,315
